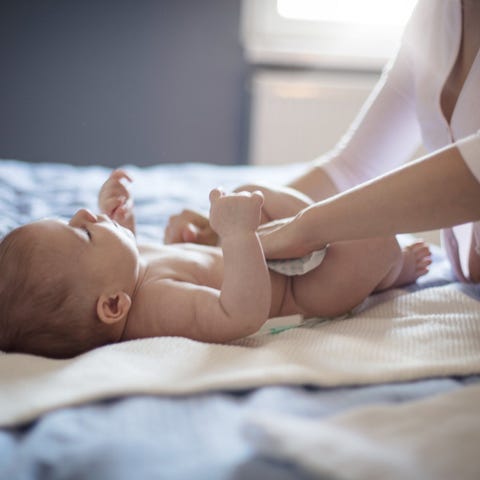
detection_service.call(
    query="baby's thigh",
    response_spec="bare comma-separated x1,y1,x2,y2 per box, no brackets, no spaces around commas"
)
292,238,399,318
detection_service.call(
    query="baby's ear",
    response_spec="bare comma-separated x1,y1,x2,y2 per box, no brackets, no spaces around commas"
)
96,291,131,325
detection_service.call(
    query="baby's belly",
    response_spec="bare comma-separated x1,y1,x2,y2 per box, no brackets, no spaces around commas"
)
269,271,300,318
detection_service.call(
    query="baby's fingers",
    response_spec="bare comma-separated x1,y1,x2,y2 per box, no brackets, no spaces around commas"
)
110,169,133,183
112,204,127,221
209,188,224,204
104,196,126,217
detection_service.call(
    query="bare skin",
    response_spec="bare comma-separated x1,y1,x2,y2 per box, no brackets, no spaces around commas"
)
94,171,432,346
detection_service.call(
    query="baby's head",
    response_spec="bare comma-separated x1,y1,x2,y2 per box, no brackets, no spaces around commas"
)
0,209,140,358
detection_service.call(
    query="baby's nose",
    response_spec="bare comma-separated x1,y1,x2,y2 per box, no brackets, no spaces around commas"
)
96,213,110,223
69,208,98,226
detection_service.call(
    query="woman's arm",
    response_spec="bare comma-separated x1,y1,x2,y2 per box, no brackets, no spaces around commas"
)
287,42,421,203
261,143,480,259
286,0,425,203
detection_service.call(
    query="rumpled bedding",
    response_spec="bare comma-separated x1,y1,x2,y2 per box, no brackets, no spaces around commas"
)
245,382,480,480
1,159,479,480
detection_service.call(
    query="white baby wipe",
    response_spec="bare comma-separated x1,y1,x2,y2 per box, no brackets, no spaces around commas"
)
267,248,328,276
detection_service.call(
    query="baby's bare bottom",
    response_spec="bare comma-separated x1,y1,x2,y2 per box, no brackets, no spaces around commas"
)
276,236,402,319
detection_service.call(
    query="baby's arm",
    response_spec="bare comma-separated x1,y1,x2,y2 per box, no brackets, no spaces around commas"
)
98,169,136,235
208,188,271,336
134,189,272,343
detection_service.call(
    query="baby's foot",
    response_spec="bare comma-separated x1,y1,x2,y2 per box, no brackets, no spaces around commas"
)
391,241,432,288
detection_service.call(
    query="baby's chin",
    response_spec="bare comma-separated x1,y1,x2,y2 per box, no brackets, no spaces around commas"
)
121,225,136,241
115,223,136,246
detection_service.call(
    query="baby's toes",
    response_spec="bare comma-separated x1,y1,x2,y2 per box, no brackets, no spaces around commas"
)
417,246,432,262
416,257,432,273
410,241,431,258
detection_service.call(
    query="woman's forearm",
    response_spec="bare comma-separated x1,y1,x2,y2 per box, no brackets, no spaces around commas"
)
305,145,480,248
262,145,480,258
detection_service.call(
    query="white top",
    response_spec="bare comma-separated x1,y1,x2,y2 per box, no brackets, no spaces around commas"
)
319,0,480,280
321,0,480,186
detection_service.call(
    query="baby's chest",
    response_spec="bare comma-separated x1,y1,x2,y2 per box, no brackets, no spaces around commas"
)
144,249,223,287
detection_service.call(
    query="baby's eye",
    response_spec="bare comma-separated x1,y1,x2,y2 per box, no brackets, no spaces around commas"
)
83,227,92,240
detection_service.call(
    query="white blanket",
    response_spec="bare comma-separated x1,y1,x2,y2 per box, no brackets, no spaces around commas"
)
1,283,480,427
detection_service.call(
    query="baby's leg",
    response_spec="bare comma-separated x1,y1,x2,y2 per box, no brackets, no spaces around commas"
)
234,184,312,224
290,237,430,318
468,223,480,283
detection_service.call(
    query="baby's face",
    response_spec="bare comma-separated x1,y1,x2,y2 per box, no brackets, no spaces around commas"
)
27,209,140,292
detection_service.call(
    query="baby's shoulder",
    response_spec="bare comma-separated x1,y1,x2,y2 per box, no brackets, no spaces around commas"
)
127,276,198,340
134,274,197,309
139,242,215,283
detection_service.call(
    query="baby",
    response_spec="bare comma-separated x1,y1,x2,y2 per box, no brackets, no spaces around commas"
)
0,170,431,358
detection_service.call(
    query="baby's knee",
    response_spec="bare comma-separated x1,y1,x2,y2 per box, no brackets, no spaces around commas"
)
234,183,268,194
391,237,402,258
468,258,480,283
377,237,402,266
468,233,480,283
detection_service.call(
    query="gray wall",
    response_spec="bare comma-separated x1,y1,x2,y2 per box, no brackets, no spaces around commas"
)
0,0,249,166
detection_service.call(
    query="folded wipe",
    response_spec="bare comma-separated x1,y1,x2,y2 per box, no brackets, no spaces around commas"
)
267,248,327,275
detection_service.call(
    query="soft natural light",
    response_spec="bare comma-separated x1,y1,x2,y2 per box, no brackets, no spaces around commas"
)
277,0,417,27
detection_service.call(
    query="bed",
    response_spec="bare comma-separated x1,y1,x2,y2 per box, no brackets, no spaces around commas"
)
1,158,479,480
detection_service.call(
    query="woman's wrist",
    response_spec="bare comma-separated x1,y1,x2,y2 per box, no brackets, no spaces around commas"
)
299,203,330,252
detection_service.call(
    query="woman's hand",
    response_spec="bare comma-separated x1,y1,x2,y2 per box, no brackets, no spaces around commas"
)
259,209,322,259
164,208,218,245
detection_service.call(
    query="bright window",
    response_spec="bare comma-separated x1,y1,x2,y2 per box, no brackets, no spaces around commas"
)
242,0,418,70
277,0,416,27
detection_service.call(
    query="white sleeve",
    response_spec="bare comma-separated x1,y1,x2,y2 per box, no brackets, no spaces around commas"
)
318,13,422,192
456,131,480,182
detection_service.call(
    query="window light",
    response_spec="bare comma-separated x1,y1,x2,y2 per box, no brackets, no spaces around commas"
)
277,0,417,27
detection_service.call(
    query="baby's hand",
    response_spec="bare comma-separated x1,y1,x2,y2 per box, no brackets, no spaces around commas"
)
209,188,264,238
98,169,136,233
164,209,219,245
